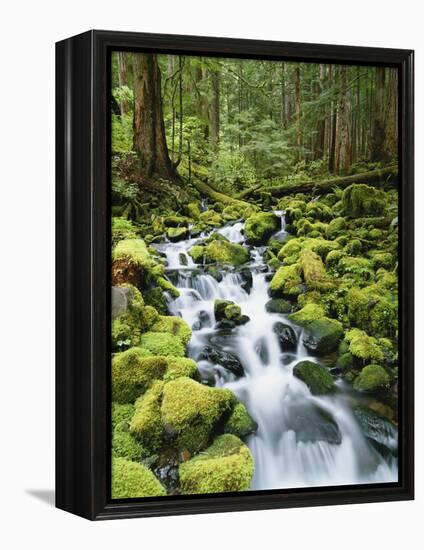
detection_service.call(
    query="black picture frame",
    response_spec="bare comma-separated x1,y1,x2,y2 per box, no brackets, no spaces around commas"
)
56,29,414,520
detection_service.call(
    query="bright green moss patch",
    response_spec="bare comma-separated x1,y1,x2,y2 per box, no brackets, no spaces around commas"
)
244,212,280,244
112,402,135,430
130,380,165,451
112,348,168,403
167,226,189,242
293,360,336,395
150,315,192,345
112,429,144,462
139,332,185,357
224,402,257,438
300,248,332,290
161,377,235,453
342,184,386,217
189,236,250,267
269,263,303,298
353,364,390,392
112,217,138,245
289,303,326,326
345,329,384,363
112,457,166,498
179,434,254,494
164,357,199,381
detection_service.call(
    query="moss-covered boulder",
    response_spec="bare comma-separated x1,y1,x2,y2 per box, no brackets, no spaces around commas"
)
150,315,192,345
139,331,186,357
299,248,333,291
269,264,303,298
353,364,390,393
289,303,325,325
143,287,169,314
163,215,190,228
112,457,166,498
302,319,344,355
265,298,292,314
112,402,135,430
342,184,386,217
130,380,165,451
273,322,297,351
161,377,235,453
112,239,179,297
167,226,189,242
244,212,280,245
112,348,168,403
199,210,222,227
346,285,397,338
189,235,250,267
224,402,257,438
325,217,346,239
112,429,144,462
293,360,336,395
179,434,254,494
112,217,138,245
344,329,384,363
184,202,201,220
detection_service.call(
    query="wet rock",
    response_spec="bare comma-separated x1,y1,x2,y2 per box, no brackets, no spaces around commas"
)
255,337,269,364
273,322,297,351
302,319,344,356
286,402,342,445
353,406,398,457
206,265,223,282
265,298,292,314
179,252,188,266
239,268,253,293
293,360,336,395
167,226,190,242
199,346,244,378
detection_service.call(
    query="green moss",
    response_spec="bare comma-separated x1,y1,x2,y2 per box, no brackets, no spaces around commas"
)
188,245,205,263
335,352,354,371
265,298,292,314
156,276,180,298
293,360,335,394
112,217,138,245
224,304,242,321
205,238,250,266
163,215,190,227
353,364,390,392
214,299,233,320
305,201,333,221
244,212,280,245
345,329,384,363
112,430,144,462
224,403,257,438
371,252,394,270
167,226,189,242
289,303,326,326
325,217,346,239
299,248,332,290
112,457,166,498
112,348,168,403
150,315,192,345
346,286,397,338
164,357,199,381
344,239,362,255
326,249,345,268
302,319,344,355
112,403,135,430
179,434,254,494
342,184,386,217
337,256,374,280
139,332,185,357
269,263,303,297
199,210,222,227
130,381,165,451
161,377,235,453
113,239,159,275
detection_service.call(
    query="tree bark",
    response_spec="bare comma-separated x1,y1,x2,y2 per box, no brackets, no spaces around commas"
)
117,52,129,115
133,53,176,180
210,69,220,152
294,66,302,160
336,65,352,174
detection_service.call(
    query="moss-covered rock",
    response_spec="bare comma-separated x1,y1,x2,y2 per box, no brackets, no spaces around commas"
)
112,348,168,403
112,429,144,462
139,331,186,357
289,304,343,355
346,285,397,338
163,215,190,228
112,402,135,430
293,360,336,395
112,457,166,498
150,315,192,345
143,287,169,314
353,364,390,392
344,329,384,363
184,202,201,220
130,380,165,451
167,226,189,242
179,434,254,494
161,377,235,453
112,217,138,245
265,298,292,314
337,256,374,280
299,248,333,290
244,212,280,245
325,217,346,239
289,303,326,326
199,210,222,227
342,184,386,217
164,357,199,381
189,235,250,267
224,403,258,438
269,264,303,298
335,352,354,372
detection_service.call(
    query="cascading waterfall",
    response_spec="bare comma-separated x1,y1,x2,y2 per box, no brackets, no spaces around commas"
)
154,215,398,490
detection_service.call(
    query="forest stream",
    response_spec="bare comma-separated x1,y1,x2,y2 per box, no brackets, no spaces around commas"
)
153,211,398,490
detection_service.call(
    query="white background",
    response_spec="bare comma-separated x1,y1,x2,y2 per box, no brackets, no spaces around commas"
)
0,1,421,548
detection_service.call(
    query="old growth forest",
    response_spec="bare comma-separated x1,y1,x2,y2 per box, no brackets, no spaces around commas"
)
111,52,399,499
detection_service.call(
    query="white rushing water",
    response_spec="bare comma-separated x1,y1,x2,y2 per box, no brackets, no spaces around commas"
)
155,215,398,490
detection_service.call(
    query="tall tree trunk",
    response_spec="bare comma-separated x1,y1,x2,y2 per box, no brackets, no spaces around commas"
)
314,64,326,160
370,67,390,162
337,65,352,174
133,53,176,180
328,66,338,173
117,52,129,115
210,69,220,152
294,66,302,160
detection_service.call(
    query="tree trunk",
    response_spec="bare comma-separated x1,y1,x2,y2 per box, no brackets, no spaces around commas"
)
337,65,352,174
133,53,176,180
117,52,129,115
328,66,338,172
294,66,302,160
210,69,220,152
245,165,398,198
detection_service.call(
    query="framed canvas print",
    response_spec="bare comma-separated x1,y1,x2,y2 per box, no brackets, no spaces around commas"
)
56,30,414,520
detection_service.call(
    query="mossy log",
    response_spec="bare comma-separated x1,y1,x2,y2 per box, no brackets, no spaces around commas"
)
245,165,398,198
236,183,262,199
191,179,252,208
347,216,392,228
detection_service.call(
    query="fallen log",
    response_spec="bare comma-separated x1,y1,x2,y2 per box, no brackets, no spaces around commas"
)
244,165,398,198
192,179,252,208
236,182,262,199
